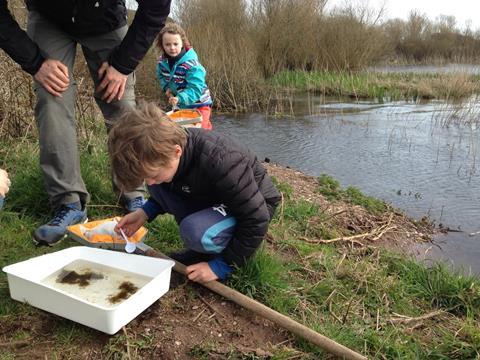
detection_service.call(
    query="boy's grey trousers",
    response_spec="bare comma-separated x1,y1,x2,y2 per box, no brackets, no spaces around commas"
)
27,11,144,209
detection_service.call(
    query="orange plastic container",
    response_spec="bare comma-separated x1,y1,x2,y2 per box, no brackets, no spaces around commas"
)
67,217,147,250
168,109,202,127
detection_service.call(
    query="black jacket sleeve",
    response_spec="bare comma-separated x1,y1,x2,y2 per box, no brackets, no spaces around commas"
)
0,0,44,75
212,151,271,267
109,0,171,75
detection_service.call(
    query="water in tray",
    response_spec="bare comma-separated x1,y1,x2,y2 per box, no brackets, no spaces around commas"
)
41,259,152,308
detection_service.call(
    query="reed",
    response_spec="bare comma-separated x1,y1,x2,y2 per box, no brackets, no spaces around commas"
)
3,0,480,138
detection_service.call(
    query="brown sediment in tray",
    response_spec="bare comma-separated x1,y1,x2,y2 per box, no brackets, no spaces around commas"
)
108,281,139,304
56,270,104,288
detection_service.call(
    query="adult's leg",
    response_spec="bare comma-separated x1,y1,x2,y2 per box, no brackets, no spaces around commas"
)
27,11,89,208
80,26,145,203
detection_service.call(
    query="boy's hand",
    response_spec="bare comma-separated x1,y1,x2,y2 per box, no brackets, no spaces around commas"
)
0,169,11,197
186,262,218,283
115,209,148,237
168,96,179,106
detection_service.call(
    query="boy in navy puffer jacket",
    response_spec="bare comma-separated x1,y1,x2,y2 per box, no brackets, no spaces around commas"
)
109,102,281,283
156,23,213,130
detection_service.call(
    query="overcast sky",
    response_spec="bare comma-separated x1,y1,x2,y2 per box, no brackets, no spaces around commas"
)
326,0,480,30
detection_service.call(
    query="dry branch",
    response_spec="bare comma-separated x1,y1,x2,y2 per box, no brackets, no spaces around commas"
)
389,310,446,325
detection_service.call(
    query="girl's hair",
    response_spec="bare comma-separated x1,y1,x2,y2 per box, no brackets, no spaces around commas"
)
108,101,187,191
156,22,191,53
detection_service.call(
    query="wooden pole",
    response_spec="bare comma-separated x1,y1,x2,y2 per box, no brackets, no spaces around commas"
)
144,248,367,360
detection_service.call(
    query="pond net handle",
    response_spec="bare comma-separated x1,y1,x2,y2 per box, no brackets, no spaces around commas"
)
144,248,367,360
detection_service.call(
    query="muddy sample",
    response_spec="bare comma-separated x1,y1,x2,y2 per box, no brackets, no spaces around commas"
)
56,269,104,288
42,259,152,307
108,281,139,304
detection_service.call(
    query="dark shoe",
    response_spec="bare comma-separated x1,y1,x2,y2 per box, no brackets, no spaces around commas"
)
168,249,214,266
122,195,146,213
33,202,87,246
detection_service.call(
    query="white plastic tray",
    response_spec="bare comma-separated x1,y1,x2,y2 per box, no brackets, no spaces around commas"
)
2,246,174,334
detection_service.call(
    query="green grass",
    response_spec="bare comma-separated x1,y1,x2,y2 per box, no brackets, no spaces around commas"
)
317,174,386,214
1,139,479,359
270,70,480,102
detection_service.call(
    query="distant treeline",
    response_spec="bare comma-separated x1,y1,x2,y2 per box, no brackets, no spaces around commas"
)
1,0,480,138
171,0,480,108
178,0,480,72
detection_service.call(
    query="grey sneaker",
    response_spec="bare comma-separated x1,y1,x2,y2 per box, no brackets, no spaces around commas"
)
122,195,146,213
33,202,87,246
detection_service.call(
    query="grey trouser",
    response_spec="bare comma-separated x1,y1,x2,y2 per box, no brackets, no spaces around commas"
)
27,11,145,209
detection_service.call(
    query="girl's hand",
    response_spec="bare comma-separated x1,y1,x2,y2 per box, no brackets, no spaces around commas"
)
165,88,173,98
168,96,179,106
185,262,219,283
115,209,148,237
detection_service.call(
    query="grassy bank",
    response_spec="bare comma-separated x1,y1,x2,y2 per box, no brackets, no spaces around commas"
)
271,70,480,102
1,137,479,359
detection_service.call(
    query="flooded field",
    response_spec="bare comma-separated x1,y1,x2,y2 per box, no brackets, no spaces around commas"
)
213,95,480,274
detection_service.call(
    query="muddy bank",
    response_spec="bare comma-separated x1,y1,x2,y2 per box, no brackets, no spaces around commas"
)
265,162,434,252
0,164,436,359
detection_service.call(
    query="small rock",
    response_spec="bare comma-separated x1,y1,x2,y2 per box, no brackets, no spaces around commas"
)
175,341,181,346
192,305,199,310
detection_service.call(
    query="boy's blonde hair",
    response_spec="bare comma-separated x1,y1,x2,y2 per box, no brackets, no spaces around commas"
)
108,102,187,191
156,22,191,53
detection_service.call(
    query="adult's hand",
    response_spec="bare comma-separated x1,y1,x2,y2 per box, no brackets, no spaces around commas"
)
97,62,128,103
0,169,11,197
34,59,69,97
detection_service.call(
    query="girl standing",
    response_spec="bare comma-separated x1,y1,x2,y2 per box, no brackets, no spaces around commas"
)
156,23,213,129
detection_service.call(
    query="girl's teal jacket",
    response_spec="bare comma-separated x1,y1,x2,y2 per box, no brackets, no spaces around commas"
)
156,48,212,108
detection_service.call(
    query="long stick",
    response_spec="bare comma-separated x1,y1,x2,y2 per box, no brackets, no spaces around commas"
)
144,248,367,360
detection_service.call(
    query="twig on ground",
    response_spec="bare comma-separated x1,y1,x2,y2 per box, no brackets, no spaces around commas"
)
329,301,342,323
279,191,285,225
198,294,225,318
122,326,132,360
376,309,380,331
324,209,348,221
300,214,395,246
87,204,123,209
335,253,347,274
389,309,445,325
192,308,206,323
0,340,30,348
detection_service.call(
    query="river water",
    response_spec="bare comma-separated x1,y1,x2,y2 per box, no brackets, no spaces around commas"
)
212,95,480,274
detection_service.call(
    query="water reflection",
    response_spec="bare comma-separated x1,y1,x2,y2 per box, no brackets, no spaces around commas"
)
213,95,480,274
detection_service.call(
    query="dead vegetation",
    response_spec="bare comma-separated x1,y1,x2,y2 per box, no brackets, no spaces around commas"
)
265,162,433,252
